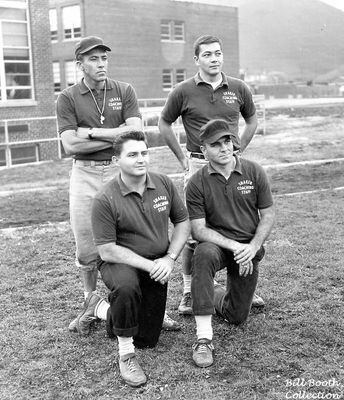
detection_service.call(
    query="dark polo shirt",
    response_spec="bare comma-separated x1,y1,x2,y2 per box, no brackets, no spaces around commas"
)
160,72,256,153
56,78,141,161
91,171,188,259
186,155,273,243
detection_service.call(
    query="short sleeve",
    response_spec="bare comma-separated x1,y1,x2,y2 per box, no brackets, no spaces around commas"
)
56,91,78,134
91,196,117,246
122,84,141,121
185,175,206,221
240,82,256,120
160,85,183,124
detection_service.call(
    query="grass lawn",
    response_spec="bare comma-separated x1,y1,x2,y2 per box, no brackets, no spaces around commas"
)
1,113,344,399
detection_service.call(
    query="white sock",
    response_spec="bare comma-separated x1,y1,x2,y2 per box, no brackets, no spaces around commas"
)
94,299,110,320
117,336,135,359
183,274,192,294
84,290,96,300
195,315,213,341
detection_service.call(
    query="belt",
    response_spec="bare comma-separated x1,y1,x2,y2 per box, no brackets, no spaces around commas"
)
189,152,205,160
74,159,112,166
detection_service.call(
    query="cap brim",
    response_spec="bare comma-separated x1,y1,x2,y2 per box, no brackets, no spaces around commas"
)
203,131,233,144
79,44,111,55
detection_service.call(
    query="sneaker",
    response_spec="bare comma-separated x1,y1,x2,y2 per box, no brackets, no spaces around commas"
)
192,338,214,368
119,353,147,387
75,293,103,336
162,313,181,331
178,292,193,315
252,293,265,308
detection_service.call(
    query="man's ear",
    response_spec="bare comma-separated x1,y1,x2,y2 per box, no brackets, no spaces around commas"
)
76,61,84,71
194,55,199,66
200,145,208,160
112,155,118,163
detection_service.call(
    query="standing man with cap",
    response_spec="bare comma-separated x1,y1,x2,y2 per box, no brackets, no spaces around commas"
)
158,34,263,314
186,119,275,367
56,36,177,334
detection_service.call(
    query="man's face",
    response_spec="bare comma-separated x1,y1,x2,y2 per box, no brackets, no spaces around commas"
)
116,140,149,178
78,48,108,83
194,42,223,78
201,135,233,166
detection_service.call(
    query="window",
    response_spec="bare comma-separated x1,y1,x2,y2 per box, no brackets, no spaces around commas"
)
62,5,81,40
0,124,39,166
0,1,33,102
49,9,58,42
52,62,61,93
162,69,173,91
176,69,186,84
65,60,82,87
160,20,185,42
162,69,186,91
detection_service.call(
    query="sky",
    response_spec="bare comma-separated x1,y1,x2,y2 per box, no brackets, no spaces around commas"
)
319,0,344,11
174,0,344,11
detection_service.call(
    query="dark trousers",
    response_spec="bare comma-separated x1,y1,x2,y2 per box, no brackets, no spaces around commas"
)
191,242,265,324
97,258,167,348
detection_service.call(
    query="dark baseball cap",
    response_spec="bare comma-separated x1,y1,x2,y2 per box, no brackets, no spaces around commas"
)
199,119,241,150
75,36,111,58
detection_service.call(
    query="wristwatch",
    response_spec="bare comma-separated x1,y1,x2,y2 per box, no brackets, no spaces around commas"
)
88,128,94,140
167,251,178,261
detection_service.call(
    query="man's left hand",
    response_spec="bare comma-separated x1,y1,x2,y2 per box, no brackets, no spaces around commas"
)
239,260,253,277
233,243,259,265
150,256,174,284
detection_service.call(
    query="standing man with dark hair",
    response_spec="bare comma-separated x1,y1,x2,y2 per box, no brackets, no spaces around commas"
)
186,119,275,367
56,36,178,335
79,130,190,386
159,34,262,314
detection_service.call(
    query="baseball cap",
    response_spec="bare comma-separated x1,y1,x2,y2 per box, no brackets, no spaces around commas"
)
75,36,111,58
199,119,240,150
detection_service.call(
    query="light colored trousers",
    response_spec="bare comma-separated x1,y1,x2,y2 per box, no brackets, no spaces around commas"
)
69,162,118,272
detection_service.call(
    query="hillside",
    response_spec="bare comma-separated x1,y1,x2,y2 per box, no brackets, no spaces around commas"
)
237,0,344,82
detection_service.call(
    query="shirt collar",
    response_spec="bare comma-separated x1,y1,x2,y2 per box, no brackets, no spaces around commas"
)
194,72,229,88
116,172,156,196
79,78,114,95
207,153,242,176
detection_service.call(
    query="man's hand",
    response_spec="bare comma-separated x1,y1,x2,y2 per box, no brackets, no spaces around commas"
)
76,127,90,139
150,255,174,284
239,260,253,277
233,243,259,265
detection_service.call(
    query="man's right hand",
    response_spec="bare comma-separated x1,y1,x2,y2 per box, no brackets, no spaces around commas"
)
149,256,174,284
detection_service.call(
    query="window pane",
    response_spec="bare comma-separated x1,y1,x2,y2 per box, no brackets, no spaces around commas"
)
160,20,171,40
176,69,186,83
11,145,38,165
3,47,29,60
0,8,26,21
53,62,61,92
65,61,78,86
62,5,81,39
3,22,28,46
162,69,173,90
174,21,184,41
6,88,32,99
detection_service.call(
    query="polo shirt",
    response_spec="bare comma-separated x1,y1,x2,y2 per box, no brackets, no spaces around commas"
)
56,78,141,161
186,155,273,243
91,171,188,259
160,72,256,153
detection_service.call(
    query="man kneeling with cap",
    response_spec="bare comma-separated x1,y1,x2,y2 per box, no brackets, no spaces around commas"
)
185,119,275,367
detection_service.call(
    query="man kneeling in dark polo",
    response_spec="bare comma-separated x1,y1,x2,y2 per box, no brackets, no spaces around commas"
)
186,119,275,368
84,130,190,387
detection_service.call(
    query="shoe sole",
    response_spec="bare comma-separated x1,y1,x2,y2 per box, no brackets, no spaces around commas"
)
193,359,214,368
178,309,193,315
123,377,147,388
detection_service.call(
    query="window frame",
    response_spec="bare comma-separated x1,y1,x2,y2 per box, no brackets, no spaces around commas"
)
0,0,35,105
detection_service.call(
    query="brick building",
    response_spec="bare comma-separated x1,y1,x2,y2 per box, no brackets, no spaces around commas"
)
0,0,57,167
49,0,239,99
1,0,239,166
